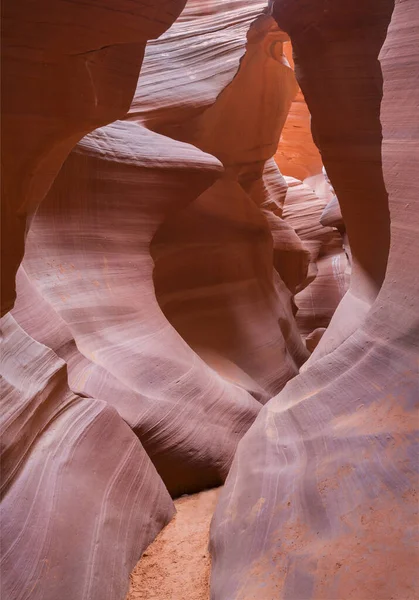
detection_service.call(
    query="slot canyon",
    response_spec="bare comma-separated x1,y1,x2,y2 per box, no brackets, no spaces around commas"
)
1,0,418,599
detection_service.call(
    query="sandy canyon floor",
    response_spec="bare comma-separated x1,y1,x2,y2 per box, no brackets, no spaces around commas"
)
126,488,221,600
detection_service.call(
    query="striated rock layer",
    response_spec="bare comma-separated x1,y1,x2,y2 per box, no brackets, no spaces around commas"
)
140,6,310,399
282,177,348,339
3,1,417,599
0,314,175,600
13,122,260,496
1,3,318,599
210,0,419,598
1,0,187,315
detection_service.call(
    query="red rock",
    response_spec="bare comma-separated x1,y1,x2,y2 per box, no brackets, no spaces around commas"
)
304,327,326,353
15,122,260,495
282,177,348,338
274,44,335,208
274,44,323,181
1,0,187,315
129,0,269,131
320,194,344,230
152,176,305,403
210,1,419,598
2,1,418,599
2,5,307,597
0,314,174,600
141,13,309,399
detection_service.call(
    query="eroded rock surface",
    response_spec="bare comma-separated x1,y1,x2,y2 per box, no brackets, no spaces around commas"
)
282,177,348,338
0,314,174,600
1,0,187,315
210,1,419,598
2,0,418,599
1,3,309,598
14,122,260,496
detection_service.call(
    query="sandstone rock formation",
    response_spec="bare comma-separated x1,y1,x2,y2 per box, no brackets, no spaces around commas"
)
282,177,348,338
274,46,322,179
14,122,260,497
210,1,419,598
274,45,333,206
1,3,312,599
2,0,418,599
0,313,175,600
129,0,270,132
142,8,311,400
285,0,394,365
1,0,187,315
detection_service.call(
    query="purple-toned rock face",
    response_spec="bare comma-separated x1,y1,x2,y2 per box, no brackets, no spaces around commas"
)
210,1,419,598
1,0,418,599
0,312,175,600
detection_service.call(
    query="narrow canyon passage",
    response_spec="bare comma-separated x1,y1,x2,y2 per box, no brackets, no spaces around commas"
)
1,1,418,600
127,488,221,600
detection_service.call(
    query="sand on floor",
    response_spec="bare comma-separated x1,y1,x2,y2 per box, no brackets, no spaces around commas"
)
126,487,221,600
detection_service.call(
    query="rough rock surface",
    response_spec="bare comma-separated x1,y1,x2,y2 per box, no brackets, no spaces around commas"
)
210,1,419,598
126,488,220,600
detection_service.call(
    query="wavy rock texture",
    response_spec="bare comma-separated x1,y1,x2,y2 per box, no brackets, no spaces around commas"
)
283,0,394,366
3,1,417,600
210,1,419,599
282,177,348,339
14,122,262,496
129,1,273,132
0,314,174,600
253,168,348,344
141,6,311,400
2,3,330,597
151,177,305,403
3,3,310,595
272,0,393,363
320,193,344,231
273,45,333,207
3,4,301,599
11,0,314,494
1,0,187,314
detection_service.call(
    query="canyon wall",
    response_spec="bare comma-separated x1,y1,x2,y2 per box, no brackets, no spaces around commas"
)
210,0,419,598
2,0,417,599
1,4,185,599
1,2,340,599
1,0,188,315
